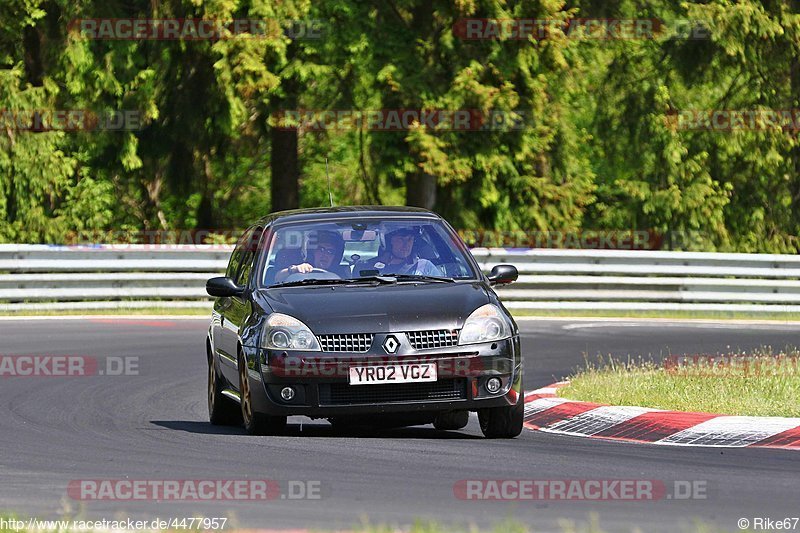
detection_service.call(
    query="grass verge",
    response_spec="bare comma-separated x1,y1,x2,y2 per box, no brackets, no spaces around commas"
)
559,349,800,417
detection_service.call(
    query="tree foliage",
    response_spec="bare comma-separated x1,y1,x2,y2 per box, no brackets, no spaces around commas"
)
0,0,798,251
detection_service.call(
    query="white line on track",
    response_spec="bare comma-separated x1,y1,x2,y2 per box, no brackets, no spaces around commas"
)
657,416,800,447
523,397,570,417
542,405,658,437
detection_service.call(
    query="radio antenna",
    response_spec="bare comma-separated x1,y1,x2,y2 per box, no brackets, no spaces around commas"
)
325,158,334,207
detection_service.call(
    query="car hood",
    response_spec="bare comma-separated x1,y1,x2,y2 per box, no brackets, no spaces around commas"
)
255,282,490,334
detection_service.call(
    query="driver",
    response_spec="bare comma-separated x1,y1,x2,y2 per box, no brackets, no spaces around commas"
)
362,227,443,277
274,230,348,282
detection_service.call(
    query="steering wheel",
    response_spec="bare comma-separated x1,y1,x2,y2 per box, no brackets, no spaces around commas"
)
283,268,342,284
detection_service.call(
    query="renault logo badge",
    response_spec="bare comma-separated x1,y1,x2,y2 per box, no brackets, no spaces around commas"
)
383,335,399,354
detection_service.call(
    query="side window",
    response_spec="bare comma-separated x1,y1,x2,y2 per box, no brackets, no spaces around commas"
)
234,227,264,287
225,229,252,280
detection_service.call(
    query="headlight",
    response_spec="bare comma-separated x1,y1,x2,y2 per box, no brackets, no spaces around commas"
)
458,304,511,345
262,313,321,351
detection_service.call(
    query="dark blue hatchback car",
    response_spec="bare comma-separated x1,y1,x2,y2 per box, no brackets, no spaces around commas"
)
206,207,523,438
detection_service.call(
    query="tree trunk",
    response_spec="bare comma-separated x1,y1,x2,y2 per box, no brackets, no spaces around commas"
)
197,153,215,229
23,25,43,86
405,2,436,210
270,72,299,212
406,172,436,209
270,122,299,212
791,54,800,232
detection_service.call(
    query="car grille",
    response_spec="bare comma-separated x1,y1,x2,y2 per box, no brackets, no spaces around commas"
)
317,333,374,353
406,329,460,350
319,379,467,405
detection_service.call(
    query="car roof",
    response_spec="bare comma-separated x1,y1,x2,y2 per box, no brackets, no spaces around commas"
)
256,206,441,226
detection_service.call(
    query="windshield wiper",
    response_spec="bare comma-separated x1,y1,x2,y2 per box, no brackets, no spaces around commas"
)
271,276,397,288
271,274,452,288
270,278,356,288
391,274,455,283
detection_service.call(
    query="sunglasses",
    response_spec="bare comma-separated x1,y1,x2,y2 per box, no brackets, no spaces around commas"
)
316,245,337,255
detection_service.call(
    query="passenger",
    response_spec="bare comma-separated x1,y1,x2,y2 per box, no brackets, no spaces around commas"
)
362,227,443,277
274,230,349,282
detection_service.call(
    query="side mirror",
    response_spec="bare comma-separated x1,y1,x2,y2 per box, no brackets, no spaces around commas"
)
487,264,518,286
206,277,244,298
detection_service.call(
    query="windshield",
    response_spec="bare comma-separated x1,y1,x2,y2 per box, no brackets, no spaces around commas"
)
259,217,478,287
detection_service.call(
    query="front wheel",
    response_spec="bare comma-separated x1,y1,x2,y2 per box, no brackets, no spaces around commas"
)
238,354,286,435
478,392,524,439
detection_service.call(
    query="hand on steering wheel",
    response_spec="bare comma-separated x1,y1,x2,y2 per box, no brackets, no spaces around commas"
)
290,263,316,274
282,266,341,284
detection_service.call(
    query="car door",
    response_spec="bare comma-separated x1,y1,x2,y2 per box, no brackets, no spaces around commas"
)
218,226,264,385
214,227,252,382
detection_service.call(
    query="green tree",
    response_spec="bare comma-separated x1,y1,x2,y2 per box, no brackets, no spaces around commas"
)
358,0,595,232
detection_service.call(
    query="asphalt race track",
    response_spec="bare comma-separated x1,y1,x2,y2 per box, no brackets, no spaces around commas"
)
1,317,799,532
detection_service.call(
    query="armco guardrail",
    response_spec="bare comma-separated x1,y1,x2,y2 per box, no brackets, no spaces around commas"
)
474,248,800,313
0,244,230,311
1,244,800,312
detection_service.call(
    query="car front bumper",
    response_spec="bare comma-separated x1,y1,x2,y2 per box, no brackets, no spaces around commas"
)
242,336,523,418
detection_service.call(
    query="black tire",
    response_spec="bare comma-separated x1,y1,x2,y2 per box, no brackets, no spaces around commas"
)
433,410,470,431
208,355,241,426
478,392,524,439
238,353,286,436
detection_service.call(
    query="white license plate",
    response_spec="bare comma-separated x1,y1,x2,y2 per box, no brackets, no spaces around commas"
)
348,363,438,385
